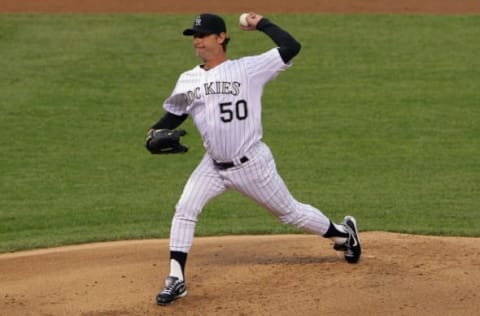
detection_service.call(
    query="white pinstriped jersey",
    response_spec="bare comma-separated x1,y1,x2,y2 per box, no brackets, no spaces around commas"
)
164,48,290,162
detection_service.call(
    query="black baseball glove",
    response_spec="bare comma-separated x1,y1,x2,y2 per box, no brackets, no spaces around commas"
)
145,129,188,154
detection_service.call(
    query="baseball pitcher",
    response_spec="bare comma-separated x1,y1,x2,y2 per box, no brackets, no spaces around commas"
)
146,12,362,305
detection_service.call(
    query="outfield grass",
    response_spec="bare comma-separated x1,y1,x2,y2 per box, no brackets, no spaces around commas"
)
0,14,479,252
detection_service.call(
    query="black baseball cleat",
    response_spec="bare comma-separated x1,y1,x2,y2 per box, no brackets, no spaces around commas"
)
156,276,187,305
333,215,361,263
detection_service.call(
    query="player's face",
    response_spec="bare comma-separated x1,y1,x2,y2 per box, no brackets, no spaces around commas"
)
193,33,226,61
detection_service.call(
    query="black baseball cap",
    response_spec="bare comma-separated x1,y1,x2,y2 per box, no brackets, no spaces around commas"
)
183,13,227,36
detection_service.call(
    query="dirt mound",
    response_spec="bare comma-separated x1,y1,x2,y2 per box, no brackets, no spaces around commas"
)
1,233,479,315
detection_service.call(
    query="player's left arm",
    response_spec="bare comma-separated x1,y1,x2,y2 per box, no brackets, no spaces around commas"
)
241,12,301,63
151,112,188,130
145,112,189,154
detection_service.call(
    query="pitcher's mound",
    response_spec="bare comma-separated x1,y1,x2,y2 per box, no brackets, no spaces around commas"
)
1,232,479,315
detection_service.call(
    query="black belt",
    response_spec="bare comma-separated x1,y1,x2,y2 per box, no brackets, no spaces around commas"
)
213,156,249,170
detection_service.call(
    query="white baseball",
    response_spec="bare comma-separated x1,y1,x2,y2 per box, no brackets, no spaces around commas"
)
239,13,249,27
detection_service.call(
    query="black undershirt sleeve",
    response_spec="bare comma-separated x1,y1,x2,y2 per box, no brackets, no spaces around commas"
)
151,112,188,130
256,18,301,63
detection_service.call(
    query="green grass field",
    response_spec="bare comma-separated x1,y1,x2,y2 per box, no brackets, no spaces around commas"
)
1,14,479,252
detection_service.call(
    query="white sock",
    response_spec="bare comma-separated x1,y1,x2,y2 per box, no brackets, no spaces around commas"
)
169,259,184,281
334,223,347,234
331,236,348,245
331,223,348,244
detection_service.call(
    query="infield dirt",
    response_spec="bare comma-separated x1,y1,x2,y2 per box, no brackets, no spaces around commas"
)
1,233,480,315
1,1,479,315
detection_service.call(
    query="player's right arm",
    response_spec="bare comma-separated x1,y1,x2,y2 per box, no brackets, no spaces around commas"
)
257,19,301,63
241,12,301,63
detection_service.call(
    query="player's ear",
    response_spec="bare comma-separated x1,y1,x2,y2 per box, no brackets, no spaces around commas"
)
217,32,230,52
217,32,227,44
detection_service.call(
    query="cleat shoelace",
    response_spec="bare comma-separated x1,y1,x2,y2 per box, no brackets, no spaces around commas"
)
161,278,180,295
334,224,356,253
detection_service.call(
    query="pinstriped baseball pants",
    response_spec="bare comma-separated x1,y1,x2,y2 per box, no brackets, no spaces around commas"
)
169,141,331,253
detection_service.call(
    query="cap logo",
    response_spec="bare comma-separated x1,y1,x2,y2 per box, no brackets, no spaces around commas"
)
195,16,202,26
